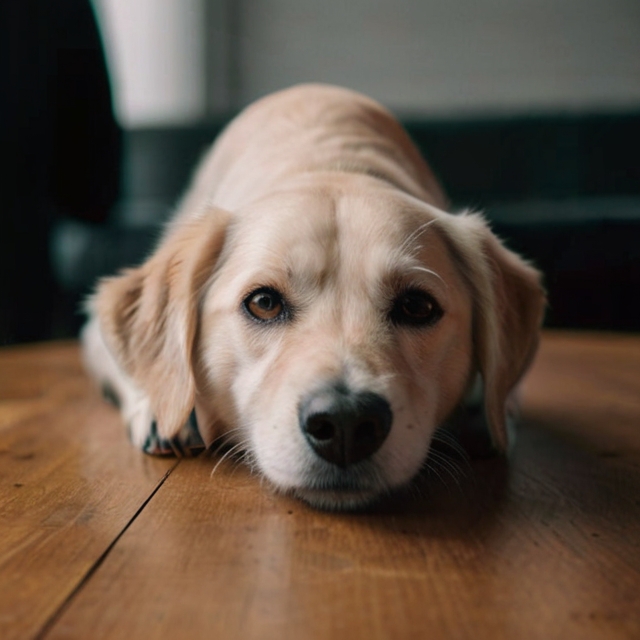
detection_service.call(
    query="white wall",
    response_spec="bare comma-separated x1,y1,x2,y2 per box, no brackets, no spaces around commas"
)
237,0,640,117
93,0,640,126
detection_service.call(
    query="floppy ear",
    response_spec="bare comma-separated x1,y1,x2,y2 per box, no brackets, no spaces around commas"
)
92,208,231,440
476,229,546,450
441,212,546,451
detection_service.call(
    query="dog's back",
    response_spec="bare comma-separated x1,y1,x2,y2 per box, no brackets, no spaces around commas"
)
177,84,447,218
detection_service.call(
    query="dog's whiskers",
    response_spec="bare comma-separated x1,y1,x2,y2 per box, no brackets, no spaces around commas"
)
423,461,449,487
430,448,464,479
423,447,465,488
396,219,439,256
207,425,246,451
210,441,248,478
431,429,470,463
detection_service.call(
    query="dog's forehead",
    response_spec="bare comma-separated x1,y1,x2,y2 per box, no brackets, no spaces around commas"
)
228,185,443,273
208,181,472,318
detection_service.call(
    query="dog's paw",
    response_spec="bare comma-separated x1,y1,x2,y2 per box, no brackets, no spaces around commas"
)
141,411,205,457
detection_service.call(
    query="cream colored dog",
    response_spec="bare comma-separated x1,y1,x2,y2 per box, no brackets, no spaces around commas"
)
83,84,545,510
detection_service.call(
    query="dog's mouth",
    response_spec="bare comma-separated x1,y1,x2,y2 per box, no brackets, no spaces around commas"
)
293,486,383,511
290,465,389,510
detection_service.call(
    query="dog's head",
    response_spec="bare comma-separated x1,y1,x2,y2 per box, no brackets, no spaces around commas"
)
94,174,544,509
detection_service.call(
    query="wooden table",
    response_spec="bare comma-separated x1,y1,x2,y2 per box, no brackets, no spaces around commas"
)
1,332,639,640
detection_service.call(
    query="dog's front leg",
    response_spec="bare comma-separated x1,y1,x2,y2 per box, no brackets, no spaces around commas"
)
81,319,205,457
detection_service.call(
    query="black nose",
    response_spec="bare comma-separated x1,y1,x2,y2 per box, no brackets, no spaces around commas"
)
299,385,393,468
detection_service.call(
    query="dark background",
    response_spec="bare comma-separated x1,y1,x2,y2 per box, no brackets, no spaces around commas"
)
1,0,638,345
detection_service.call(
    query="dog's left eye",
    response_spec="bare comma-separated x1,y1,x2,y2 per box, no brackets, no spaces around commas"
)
390,288,443,327
243,288,287,322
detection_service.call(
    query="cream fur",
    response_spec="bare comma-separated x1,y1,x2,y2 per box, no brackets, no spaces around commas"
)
83,84,545,510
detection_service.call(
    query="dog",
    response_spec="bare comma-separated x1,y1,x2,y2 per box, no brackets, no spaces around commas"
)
82,84,545,510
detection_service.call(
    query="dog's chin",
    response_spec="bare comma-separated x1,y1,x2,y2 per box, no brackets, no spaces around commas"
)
293,486,383,511
287,465,392,511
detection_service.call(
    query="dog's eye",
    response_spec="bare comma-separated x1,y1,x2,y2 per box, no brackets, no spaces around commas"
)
243,288,286,322
390,289,443,327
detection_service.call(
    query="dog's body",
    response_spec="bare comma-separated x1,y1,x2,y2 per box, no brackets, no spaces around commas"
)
83,84,545,509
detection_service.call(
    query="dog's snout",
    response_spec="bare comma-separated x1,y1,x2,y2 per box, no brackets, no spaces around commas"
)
299,386,392,467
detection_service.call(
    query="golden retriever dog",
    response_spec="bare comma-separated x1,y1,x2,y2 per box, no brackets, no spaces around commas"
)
82,84,545,510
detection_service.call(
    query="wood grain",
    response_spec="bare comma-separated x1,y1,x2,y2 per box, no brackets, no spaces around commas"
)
520,331,640,454
0,343,176,640
1,333,639,639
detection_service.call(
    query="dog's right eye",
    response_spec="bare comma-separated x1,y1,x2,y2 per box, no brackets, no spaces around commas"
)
243,288,287,323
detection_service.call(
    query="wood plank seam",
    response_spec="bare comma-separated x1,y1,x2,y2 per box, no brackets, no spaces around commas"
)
33,463,180,640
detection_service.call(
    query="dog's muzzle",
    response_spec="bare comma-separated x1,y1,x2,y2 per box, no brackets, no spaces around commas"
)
298,384,392,468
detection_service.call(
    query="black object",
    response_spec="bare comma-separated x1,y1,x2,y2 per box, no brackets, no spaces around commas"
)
0,0,121,344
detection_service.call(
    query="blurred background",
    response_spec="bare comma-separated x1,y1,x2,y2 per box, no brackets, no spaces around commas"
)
1,0,639,345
